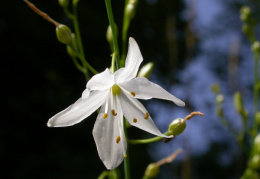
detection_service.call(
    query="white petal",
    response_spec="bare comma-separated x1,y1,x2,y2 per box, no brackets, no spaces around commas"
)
119,91,169,138
82,89,90,99
92,93,126,170
114,38,143,83
87,68,115,91
119,77,185,107
47,90,108,127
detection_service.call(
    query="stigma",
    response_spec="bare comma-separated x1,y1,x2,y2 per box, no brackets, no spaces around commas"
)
112,84,121,96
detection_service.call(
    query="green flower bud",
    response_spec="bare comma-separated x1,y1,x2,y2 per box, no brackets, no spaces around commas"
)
240,6,251,23
251,41,260,53
256,112,260,126
106,25,113,45
250,154,260,169
66,33,77,57
234,92,244,114
168,118,186,136
58,0,69,8
56,25,72,44
211,83,220,94
254,133,260,153
125,3,136,19
241,168,259,179
144,163,159,178
216,94,224,104
137,62,154,78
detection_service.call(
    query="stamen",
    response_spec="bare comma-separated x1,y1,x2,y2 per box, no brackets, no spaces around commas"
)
116,136,121,143
133,118,137,123
130,92,135,97
124,154,127,158
102,113,108,119
144,112,149,120
111,109,117,116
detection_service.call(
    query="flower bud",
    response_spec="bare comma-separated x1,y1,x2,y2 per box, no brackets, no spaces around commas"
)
144,163,159,178
250,154,260,169
240,6,251,23
106,25,113,45
241,168,259,179
254,133,260,153
216,94,224,104
58,0,69,8
211,84,220,94
125,3,136,19
56,24,72,44
234,92,244,114
168,118,186,136
137,62,154,78
251,41,260,53
256,112,260,126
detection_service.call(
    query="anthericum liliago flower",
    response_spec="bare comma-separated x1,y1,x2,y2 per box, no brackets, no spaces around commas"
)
47,37,185,170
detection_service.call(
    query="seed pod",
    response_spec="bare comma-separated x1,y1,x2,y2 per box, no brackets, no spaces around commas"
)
168,118,186,136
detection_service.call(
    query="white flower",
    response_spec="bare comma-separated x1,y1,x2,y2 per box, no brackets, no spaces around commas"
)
47,37,185,170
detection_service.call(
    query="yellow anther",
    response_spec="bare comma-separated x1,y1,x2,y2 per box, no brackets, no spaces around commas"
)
130,92,136,97
112,84,121,96
124,154,127,158
111,109,117,116
102,113,108,119
144,112,149,120
133,118,137,123
116,136,121,143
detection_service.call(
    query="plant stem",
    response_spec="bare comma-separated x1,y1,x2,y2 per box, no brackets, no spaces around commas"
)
128,131,173,144
124,118,131,179
71,0,90,79
253,48,259,137
121,0,130,67
105,0,120,70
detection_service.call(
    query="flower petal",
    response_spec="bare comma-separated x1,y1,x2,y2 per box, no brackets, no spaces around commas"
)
47,90,108,127
87,68,115,91
92,93,127,170
119,91,170,138
119,77,185,107
114,37,143,83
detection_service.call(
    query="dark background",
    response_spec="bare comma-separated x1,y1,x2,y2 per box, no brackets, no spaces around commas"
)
1,0,259,178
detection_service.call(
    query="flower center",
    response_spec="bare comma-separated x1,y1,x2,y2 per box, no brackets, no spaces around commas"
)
112,84,121,96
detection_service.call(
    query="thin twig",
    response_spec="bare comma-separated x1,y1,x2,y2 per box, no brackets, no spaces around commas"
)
24,0,60,27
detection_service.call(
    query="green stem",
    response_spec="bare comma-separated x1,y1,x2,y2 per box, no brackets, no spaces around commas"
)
75,52,98,75
111,52,116,73
123,118,131,179
105,0,120,70
71,0,91,79
71,56,86,74
253,48,259,137
128,131,173,144
121,0,130,67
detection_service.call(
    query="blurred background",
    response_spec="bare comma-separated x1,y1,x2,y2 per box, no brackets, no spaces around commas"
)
1,0,260,178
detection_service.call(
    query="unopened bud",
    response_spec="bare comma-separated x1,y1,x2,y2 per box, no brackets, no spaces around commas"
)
256,112,260,125
125,3,136,19
144,163,159,178
58,0,69,8
241,168,259,179
106,25,113,45
216,94,224,104
211,84,220,94
254,133,260,153
137,62,154,78
234,92,244,114
168,118,186,136
56,24,72,44
250,154,260,169
251,41,260,53
240,6,251,23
